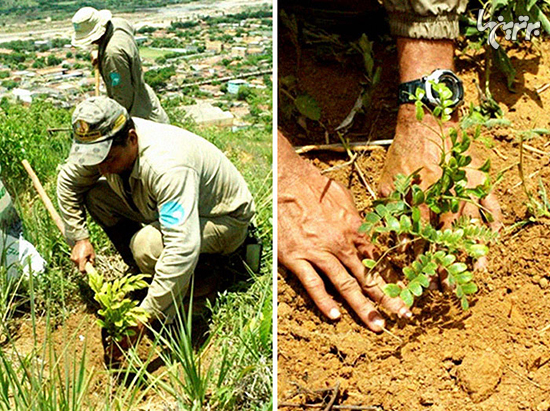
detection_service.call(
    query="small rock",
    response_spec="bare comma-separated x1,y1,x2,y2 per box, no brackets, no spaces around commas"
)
533,275,542,285
540,277,549,289
457,351,503,402
278,302,292,318
537,400,550,411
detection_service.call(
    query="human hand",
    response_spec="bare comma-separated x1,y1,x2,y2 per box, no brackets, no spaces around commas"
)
90,49,98,66
378,106,502,275
71,238,95,273
378,105,502,231
278,132,411,332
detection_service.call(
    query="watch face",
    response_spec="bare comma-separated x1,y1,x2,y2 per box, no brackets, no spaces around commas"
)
426,70,464,108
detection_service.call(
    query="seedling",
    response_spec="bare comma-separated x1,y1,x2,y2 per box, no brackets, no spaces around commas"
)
87,268,150,344
361,83,499,310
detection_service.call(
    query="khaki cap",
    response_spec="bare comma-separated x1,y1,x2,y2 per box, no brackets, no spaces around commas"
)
69,97,129,166
71,7,112,47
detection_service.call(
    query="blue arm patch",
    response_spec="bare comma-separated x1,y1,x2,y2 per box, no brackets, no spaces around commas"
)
110,72,121,86
160,201,185,227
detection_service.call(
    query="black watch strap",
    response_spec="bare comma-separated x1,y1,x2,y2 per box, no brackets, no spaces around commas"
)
398,78,426,105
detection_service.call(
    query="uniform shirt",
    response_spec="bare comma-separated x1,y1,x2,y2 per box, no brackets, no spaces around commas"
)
57,118,255,316
98,19,169,124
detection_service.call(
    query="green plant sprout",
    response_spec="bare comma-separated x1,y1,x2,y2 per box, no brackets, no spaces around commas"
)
87,269,150,344
360,82,499,310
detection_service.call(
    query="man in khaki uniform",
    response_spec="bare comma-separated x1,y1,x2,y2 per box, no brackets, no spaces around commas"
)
72,7,169,124
57,96,255,321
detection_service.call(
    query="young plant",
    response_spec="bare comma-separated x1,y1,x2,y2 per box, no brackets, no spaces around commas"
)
361,82,499,310
87,268,150,344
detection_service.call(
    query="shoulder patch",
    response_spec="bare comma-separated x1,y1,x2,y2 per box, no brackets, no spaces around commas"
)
110,72,121,86
160,201,185,228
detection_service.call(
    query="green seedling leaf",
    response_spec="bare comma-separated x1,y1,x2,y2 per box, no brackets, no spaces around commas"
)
295,94,321,121
478,159,491,173
467,243,488,258
441,254,456,267
375,203,388,217
415,101,424,121
492,47,516,91
386,215,400,232
417,274,430,288
365,212,381,224
455,271,473,284
412,186,425,206
363,259,377,269
400,215,412,231
359,222,371,233
422,261,438,276
447,262,467,275
456,285,464,298
462,282,478,295
400,288,414,308
383,283,402,298
408,281,423,297
402,266,415,280
460,296,470,310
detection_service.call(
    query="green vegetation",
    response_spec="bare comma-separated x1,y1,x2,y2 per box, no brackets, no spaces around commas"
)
361,84,498,310
88,269,150,344
144,65,176,91
0,0,194,23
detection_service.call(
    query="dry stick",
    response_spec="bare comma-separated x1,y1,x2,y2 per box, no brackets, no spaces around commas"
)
295,140,392,154
95,66,100,97
536,83,550,94
323,382,340,411
504,364,546,390
21,159,96,275
278,403,381,410
523,144,548,157
353,161,377,200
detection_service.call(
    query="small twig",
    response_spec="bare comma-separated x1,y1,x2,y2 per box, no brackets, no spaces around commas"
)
492,147,508,161
323,382,340,411
511,170,540,190
539,323,550,334
279,403,382,410
504,364,546,390
320,159,356,175
381,326,403,344
536,83,550,94
523,144,549,156
353,161,377,200
295,140,392,154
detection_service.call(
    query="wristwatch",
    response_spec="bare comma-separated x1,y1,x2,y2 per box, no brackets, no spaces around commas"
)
398,69,464,109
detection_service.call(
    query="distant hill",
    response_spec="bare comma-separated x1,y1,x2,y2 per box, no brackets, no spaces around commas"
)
0,0,199,22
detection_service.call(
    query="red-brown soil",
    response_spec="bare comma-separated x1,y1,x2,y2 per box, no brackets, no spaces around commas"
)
278,18,550,411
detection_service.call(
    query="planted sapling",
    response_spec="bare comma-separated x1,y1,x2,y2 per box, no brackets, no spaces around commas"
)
361,82,499,310
87,268,150,356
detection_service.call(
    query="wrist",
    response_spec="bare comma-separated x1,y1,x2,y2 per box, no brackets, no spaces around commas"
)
277,131,320,189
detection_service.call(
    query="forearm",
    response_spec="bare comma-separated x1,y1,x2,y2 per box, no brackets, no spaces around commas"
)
277,130,319,191
56,164,98,241
397,38,454,82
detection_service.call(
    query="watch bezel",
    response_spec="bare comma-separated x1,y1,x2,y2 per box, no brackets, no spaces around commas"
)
424,69,464,109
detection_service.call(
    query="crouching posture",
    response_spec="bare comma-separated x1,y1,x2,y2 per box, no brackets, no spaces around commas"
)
57,96,255,324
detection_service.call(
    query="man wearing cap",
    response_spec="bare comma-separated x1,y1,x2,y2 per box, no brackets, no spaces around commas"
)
57,96,255,326
72,7,169,124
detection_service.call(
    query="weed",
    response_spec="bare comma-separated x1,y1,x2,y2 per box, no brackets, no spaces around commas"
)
361,83,499,310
